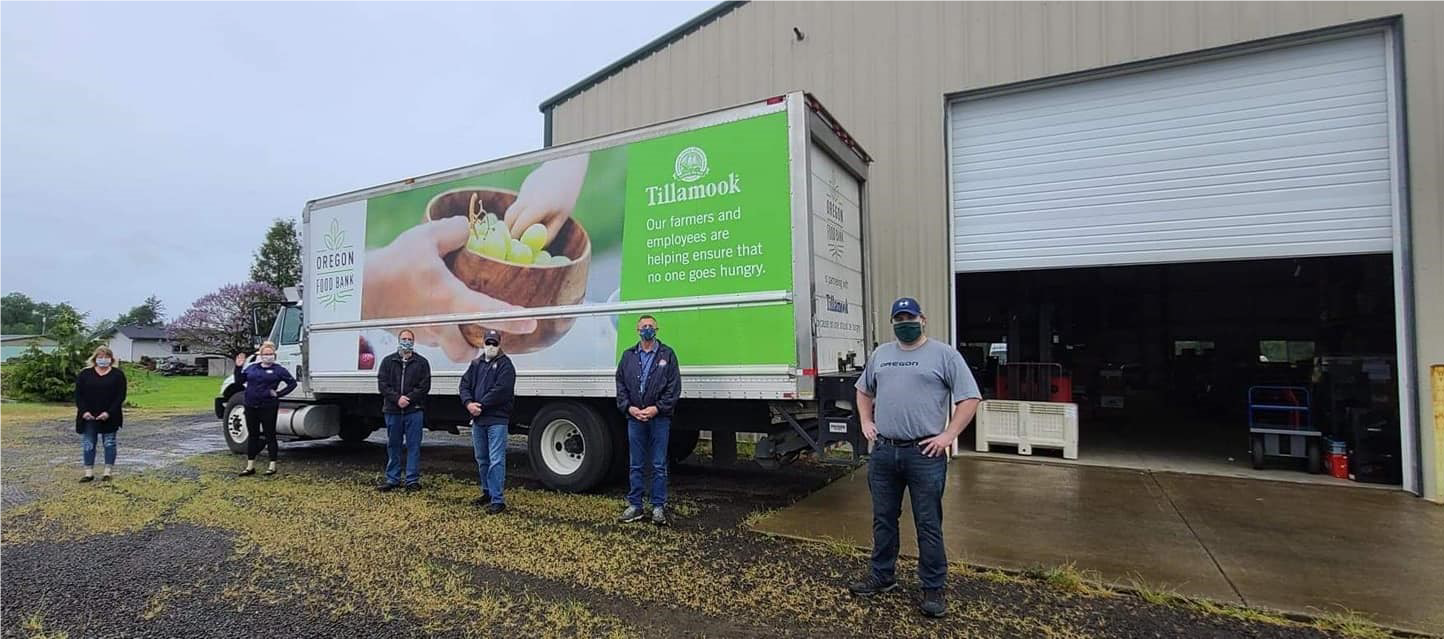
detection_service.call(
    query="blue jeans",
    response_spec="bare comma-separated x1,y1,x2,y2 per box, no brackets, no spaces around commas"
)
627,417,670,508
384,411,424,486
868,440,949,590
81,421,117,467
471,423,507,504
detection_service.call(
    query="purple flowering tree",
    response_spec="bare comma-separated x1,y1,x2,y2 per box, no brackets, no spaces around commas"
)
168,282,282,356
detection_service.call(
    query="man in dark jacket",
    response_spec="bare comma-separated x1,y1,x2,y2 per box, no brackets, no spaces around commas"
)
377,329,431,492
615,315,682,525
460,329,515,514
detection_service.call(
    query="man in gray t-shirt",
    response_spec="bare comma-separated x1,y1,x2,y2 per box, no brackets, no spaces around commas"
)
847,297,981,619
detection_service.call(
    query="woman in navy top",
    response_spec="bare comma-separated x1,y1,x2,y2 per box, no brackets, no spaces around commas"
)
234,341,297,476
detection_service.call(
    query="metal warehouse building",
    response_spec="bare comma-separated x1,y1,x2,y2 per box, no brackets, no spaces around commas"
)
540,2,1443,500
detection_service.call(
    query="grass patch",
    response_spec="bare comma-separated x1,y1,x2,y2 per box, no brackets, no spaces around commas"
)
1022,562,1113,597
740,507,777,530
121,369,217,413
1189,598,1297,627
20,611,69,639
3,455,953,638
1127,575,1184,607
1313,607,1391,639
980,568,1018,584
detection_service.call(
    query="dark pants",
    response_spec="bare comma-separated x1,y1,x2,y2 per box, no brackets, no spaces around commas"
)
869,439,948,590
626,417,670,508
385,411,424,486
244,405,280,461
80,421,118,466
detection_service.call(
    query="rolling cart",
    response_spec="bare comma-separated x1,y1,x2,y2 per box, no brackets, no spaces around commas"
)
1247,386,1323,473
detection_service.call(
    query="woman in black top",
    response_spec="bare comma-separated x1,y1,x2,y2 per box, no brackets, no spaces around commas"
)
234,341,298,476
74,346,127,482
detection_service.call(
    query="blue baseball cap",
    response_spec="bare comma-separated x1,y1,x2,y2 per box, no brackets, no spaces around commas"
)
890,297,922,319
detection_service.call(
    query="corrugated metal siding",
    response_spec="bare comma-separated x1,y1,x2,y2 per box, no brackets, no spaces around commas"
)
950,33,1396,271
546,1,1444,498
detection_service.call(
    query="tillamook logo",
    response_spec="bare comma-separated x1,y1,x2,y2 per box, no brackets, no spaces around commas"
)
674,146,709,182
646,146,742,206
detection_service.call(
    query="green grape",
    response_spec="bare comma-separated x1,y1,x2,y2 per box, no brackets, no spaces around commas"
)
483,212,498,227
550,255,571,266
521,223,548,252
537,250,552,263
479,228,509,259
466,234,487,255
509,239,534,265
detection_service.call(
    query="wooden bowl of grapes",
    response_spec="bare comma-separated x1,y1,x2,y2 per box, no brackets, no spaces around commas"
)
424,187,591,354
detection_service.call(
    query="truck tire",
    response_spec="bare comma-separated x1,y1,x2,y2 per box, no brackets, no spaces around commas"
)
339,424,372,444
221,394,249,454
668,429,700,465
529,401,615,493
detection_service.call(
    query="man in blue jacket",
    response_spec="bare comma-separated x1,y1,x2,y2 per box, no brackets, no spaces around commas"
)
460,329,515,515
615,315,682,526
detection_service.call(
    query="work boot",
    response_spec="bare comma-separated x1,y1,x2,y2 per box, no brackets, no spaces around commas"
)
485,503,506,515
404,483,422,493
651,506,669,526
847,574,898,597
618,505,645,523
377,483,400,493
471,496,490,508
919,589,947,618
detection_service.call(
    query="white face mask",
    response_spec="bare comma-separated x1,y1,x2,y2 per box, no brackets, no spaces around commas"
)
95,358,112,368
259,354,276,365
483,345,499,359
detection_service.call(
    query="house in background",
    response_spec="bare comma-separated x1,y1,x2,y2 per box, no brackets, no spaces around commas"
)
0,334,58,362
105,326,189,363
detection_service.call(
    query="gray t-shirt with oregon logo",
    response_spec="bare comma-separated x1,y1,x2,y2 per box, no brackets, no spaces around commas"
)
855,338,981,441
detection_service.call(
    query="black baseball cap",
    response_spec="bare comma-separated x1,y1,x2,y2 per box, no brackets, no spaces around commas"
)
483,329,502,346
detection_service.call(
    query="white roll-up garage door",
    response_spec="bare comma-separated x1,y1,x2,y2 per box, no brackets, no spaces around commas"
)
949,32,1397,273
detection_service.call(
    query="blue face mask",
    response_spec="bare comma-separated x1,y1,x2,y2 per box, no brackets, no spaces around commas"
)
639,327,657,342
398,340,414,352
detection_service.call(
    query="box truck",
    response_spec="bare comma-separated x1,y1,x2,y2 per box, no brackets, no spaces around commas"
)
215,92,872,492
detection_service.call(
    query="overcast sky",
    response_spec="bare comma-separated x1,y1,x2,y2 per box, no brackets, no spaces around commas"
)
1,1,707,322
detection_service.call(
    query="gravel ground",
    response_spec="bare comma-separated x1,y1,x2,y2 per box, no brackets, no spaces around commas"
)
1,413,1381,639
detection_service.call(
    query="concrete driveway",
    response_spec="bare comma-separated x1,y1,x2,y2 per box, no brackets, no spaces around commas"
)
751,456,1444,635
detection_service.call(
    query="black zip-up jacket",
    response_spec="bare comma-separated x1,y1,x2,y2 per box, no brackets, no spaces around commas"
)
459,354,515,424
615,341,681,417
378,352,431,414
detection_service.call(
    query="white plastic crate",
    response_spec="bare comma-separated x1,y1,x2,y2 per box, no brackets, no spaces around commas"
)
975,400,1078,460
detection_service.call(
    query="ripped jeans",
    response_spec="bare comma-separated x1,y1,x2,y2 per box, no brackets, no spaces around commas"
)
81,421,118,467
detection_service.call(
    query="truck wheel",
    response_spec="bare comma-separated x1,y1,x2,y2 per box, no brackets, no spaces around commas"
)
221,394,249,454
668,429,700,465
1250,435,1266,470
1306,438,1323,474
529,401,614,493
339,424,372,444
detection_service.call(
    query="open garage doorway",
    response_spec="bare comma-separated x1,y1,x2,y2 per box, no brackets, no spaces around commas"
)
953,255,1403,486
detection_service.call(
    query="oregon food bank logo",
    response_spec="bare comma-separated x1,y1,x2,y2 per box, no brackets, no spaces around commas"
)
673,146,709,182
315,217,356,310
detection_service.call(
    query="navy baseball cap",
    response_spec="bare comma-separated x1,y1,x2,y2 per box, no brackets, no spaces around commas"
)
890,297,922,319
483,329,502,345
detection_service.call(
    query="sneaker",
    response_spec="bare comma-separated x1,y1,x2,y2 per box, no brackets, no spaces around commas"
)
471,496,490,508
651,506,669,526
79,476,95,483
919,589,947,618
485,503,506,515
848,574,898,597
618,505,645,523
238,468,256,477
100,475,112,482
263,468,277,476
377,483,400,493
404,483,422,493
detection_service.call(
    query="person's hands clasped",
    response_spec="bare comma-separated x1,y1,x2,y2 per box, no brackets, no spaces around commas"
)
362,216,537,362
504,155,589,246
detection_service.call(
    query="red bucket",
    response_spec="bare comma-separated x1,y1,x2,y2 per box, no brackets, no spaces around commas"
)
1328,452,1349,479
